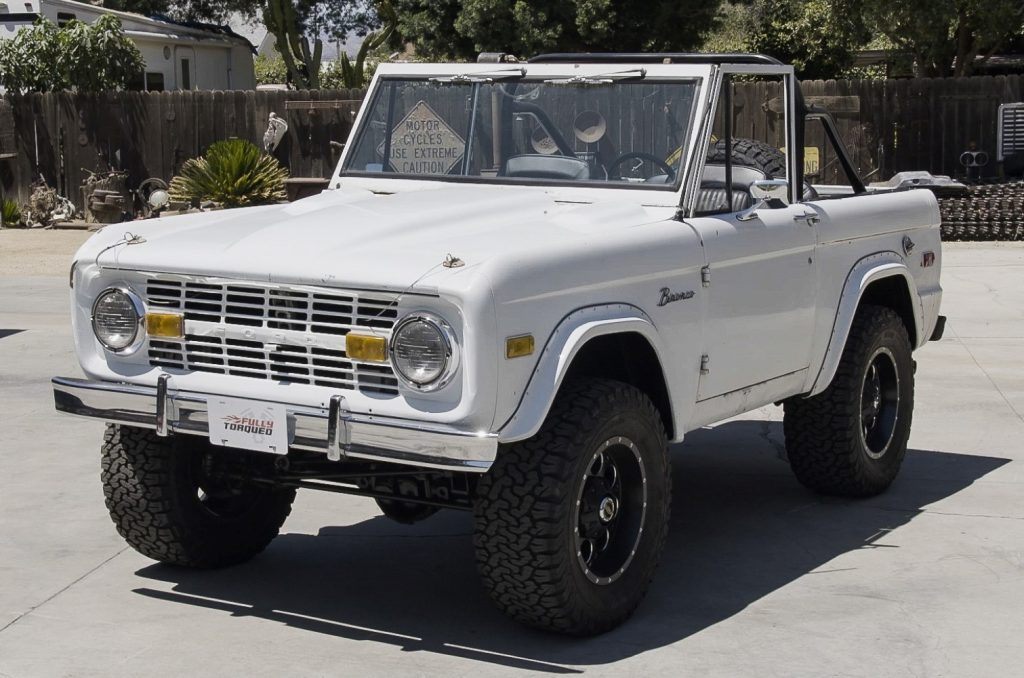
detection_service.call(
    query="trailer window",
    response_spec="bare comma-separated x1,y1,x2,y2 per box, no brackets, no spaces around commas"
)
180,59,192,90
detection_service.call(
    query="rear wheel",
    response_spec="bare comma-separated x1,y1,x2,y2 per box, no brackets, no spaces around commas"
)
473,379,671,635
101,425,295,567
783,305,914,496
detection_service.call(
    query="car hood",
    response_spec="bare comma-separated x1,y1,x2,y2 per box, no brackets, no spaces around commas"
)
83,185,673,295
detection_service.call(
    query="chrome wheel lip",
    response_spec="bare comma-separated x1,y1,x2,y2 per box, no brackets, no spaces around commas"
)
860,346,900,460
573,436,648,586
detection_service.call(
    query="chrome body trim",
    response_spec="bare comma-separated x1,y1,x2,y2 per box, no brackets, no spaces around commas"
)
155,374,170,437
326,394,350,461
52,376,497,472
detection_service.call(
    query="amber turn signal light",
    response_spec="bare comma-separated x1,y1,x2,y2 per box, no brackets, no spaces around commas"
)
505,334,535,359
145,312,184,339
346,333,388,362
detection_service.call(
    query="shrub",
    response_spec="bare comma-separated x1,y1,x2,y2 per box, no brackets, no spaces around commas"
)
0,16,144,94
1,198,22,227
254,54,288,86
169,139,289,208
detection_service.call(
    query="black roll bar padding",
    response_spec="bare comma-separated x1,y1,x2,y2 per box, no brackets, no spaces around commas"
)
794,80,806,198
381,83,398,173
509,100,577,158
724,75,733,211
528,53,785,66
804,103,867,194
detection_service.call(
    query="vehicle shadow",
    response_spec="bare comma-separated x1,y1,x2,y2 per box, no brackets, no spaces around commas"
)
133,420,1009,672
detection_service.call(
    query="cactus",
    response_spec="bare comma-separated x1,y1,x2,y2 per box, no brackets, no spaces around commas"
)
266,0,323,90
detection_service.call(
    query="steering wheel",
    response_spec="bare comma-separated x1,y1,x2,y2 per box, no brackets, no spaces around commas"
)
608,152,676,182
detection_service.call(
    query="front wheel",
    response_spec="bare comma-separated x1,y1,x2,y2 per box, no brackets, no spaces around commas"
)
783,305,915,496
473,379,671,635
101,425,295,568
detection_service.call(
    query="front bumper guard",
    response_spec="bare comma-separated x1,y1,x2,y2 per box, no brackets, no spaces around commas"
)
52,376,497,473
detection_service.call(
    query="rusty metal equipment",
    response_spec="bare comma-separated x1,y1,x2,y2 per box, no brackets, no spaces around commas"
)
82,170,130,224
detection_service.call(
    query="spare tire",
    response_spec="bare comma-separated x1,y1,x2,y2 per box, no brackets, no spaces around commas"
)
708,138,818,200
707,138,788,178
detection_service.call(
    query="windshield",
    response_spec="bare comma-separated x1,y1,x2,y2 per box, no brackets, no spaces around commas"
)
341,77,699,190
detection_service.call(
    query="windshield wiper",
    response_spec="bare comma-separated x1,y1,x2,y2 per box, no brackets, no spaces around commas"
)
543,68,647,86
429,68,526,85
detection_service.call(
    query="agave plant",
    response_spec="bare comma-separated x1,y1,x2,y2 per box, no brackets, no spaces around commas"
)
1,197,22,227
169,139,288,208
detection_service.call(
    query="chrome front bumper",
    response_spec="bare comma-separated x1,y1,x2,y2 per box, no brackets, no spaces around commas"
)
52,376,497,472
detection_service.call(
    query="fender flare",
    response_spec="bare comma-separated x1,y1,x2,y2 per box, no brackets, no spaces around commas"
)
497,304,677,443
808,251,923,396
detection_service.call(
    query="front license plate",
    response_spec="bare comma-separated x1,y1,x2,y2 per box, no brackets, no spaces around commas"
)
207,397,289,454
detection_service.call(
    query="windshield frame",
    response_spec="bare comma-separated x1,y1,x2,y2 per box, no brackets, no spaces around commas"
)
331,62,713,207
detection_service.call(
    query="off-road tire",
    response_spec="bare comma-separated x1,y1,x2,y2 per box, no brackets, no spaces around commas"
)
783,305,915,496
707,138,788,178
101,424,295,567
473,379,671,636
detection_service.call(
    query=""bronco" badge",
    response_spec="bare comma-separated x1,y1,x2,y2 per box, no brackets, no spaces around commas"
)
657,287,695,306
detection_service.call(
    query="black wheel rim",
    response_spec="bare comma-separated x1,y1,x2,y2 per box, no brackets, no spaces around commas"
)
191,450,262,519
574,436,647,585
860,347,900,459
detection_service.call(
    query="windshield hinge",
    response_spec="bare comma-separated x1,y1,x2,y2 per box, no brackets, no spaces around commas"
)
701,266,711,287
429,68,526,85
543,68,646,86
700,354,710,375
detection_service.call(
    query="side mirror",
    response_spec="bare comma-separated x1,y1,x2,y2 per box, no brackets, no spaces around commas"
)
737,179,790,221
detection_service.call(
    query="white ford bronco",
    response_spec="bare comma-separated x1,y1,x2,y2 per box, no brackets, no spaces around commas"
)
54,53,945,635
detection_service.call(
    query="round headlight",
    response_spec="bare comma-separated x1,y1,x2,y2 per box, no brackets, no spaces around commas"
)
91,288,143,352
390,312,458,390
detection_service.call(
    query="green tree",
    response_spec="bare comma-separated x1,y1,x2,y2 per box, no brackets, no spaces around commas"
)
864,0,1024,77
745,0,870,79
0,16,145,93
390,0,724,59
102,0,381,44
702,1,755,54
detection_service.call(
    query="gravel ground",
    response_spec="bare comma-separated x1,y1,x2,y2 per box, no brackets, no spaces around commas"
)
0,229,92,277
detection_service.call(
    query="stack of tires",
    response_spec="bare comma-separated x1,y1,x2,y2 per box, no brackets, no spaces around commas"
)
939,180,1024,241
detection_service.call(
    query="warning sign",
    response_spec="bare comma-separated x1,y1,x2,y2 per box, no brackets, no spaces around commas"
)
379,101,466,174
804,147,820,175
782,146,821,176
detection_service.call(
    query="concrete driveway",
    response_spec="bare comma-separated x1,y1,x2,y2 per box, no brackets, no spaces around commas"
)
1,241,1022,677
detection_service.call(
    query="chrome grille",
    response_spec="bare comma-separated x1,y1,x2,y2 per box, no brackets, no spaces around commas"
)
144,277,400,396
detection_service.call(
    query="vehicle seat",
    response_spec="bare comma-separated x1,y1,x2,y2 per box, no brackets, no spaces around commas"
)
501,154,591,181
695,164,766,214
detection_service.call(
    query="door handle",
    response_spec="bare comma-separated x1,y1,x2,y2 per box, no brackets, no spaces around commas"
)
793,212,819,226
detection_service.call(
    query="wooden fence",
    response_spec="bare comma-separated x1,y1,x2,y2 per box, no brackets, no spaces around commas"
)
1,75,1022,210
0,89,365,209
733,75,1024,185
